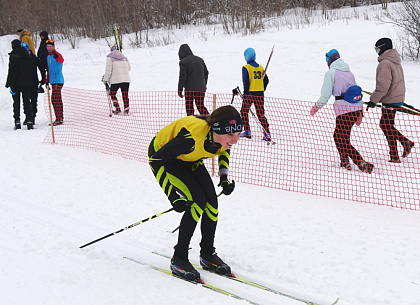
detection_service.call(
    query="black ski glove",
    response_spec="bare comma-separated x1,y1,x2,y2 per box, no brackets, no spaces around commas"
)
52,51,58,59
218,175,235,196
366,101,376,111
171,197,192,213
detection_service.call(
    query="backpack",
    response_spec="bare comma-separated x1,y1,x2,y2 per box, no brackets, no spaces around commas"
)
343,85,363,103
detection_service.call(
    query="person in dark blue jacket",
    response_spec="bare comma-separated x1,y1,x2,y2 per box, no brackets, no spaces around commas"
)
21,42,45,125
240,48,271,141
5,39,34,130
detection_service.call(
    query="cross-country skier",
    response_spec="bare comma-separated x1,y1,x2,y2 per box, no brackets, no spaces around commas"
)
102,45,131,114
239,47,271,141
310,49,374,173
148,105,242,282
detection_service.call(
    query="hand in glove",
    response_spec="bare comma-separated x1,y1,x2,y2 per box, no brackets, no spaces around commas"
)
178,91,184,98
310,104,320,116
366,101,376,111
52,51,58,59
218,175,235,196
171,197,193,213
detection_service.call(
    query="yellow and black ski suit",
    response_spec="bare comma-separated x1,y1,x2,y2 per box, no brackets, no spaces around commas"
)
148,116,231,259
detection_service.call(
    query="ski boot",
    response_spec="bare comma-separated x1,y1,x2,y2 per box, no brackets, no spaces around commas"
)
262,132,272,142
240,131,251,139
112,101,121,114
170,255,200,282
27,121,34,130
200,252,231,276
340,159,351,171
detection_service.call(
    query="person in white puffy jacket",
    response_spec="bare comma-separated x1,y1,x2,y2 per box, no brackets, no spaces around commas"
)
102,45,131,114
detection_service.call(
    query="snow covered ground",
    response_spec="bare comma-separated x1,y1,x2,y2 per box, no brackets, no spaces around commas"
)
1,3,420,305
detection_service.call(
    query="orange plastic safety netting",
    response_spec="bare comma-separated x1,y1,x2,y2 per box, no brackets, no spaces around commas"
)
43,87,420,210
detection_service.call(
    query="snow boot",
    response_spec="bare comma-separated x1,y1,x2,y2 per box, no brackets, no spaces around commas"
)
357,160,374,174
170,255,200,282
340,160,351,171
27,121,34,130
200,252,231,276
14,120,21,130
240,131,251,139
402,141,414,158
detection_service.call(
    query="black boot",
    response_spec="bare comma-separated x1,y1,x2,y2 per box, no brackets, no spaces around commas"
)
200,252,231,275
27,121,34,130
14,120,21,130
170,255,200,282
357,160,374,174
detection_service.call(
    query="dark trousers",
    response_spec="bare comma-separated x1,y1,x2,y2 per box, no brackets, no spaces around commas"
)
12,87,32,122
185,91,209,116
240,95,270,133
380,107,410,159
334,110,364,164
51,84,64,121
154,159,218,259
29,86,38,119
110,82,130,110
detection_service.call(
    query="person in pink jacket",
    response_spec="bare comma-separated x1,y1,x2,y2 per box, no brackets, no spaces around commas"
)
102,45,131,114
367,38,414,163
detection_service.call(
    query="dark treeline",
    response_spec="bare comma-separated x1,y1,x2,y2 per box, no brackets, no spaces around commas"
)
0,0,394,40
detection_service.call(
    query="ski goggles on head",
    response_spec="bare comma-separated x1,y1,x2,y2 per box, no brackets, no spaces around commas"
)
46,39,54,45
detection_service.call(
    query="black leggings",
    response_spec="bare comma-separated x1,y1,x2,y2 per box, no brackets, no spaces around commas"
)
149,155,219,259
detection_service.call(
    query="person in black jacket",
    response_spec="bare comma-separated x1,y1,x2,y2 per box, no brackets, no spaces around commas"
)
36,31,49,92
5,39,34,130
22,42,45,125
177,44,209,116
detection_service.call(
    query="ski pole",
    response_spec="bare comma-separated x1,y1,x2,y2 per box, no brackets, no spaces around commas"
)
104,82,113,117
79,208,174,248
262,45,274,78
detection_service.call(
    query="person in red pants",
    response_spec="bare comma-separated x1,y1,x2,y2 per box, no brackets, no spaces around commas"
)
367,38,414,162
311,49,374,173
45,39,64,126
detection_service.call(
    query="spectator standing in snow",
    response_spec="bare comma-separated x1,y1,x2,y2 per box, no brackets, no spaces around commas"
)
5,39,34,130
177,44,209,116
45,39,64,126
102,45,131,114
366,38,414,162
17,29,36,55
240,47,271,142
148,105,241,282
21,42,45,125
310,49,374,173
37,31,49,80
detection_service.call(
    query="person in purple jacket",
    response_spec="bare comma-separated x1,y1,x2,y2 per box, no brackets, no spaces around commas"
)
311,49,374,174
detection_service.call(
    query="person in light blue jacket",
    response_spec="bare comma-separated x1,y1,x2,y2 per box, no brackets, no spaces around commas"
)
310,49,374,174
45,39,64,126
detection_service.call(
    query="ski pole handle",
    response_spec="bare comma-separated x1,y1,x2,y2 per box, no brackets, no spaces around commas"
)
79,208,174,248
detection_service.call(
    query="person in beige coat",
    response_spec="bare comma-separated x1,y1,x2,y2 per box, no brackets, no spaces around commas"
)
367,38,414,162
102,45,131,114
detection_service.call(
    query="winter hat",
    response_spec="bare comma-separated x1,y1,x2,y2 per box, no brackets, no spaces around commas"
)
11,39,21,49
21,42,30,51
326,49,340,67
45,39,55,46
17,29,24,33
244,48,256,62
110,45,119,51
375,38,393,56
40,31,49,39
212,116,243,135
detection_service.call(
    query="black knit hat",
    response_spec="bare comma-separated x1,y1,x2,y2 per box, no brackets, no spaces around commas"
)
11,39,21,49
375,38,393,56
40,31,49,39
